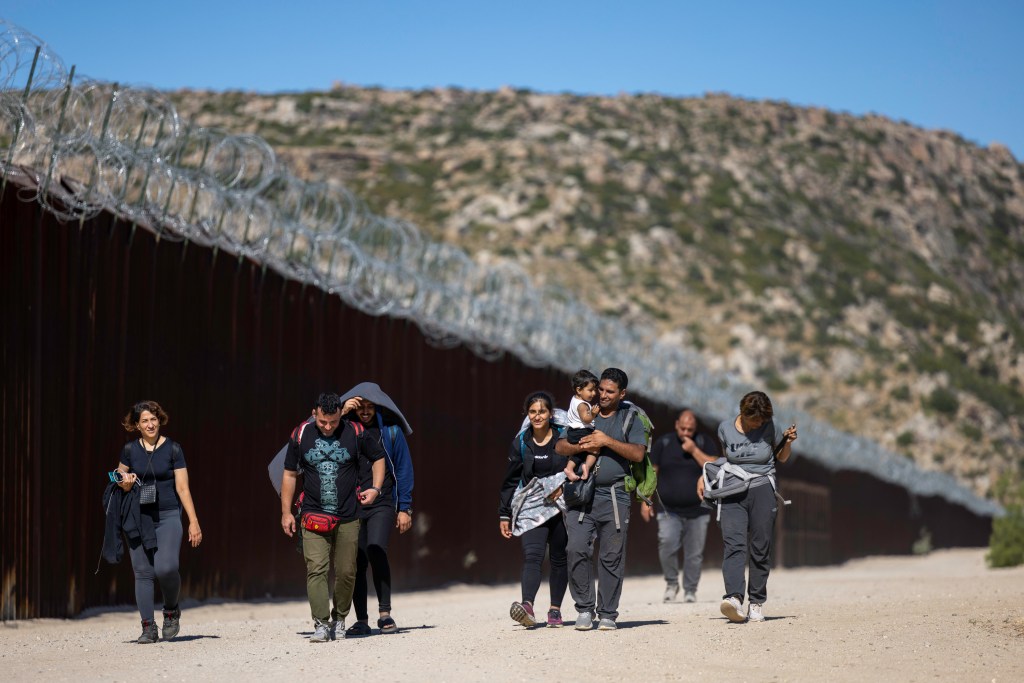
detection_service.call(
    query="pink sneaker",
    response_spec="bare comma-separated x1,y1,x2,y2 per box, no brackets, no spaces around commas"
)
510,601,537,627
546,608,563,627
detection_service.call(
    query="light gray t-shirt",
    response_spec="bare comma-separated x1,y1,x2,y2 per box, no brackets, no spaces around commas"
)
557,403,647,496
717,417,785,476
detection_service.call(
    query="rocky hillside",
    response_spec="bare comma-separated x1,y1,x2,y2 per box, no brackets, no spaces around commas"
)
171,86,1024,498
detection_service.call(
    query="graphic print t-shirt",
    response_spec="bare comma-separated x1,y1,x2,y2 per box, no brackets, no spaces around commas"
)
717,418,785,476
284,420,384,522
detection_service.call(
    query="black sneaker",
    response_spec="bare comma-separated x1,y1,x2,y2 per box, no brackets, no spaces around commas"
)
162,608,181,640
138,619,159,644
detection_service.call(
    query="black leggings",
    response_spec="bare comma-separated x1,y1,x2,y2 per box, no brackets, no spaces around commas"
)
520,514,568,607
127,507,182,622
353,504,396,621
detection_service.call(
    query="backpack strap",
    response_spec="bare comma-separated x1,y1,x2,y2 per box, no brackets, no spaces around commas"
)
622,404,635,437
350,420,365,455
292,419,313,444
517,429,529,484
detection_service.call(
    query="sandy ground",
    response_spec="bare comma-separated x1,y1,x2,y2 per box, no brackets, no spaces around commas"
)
2,548,1022,682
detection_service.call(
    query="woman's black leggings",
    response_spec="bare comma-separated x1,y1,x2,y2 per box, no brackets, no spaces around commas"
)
128,507,182,622
520,514,568,607
353,505,396,621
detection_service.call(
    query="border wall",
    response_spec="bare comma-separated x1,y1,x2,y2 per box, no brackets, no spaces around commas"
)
1,184,992,619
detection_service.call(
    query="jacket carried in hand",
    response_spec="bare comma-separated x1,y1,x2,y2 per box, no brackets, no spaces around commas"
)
97,481,158,572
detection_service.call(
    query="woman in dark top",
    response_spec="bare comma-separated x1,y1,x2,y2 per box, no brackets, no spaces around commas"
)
115,400,202,644
499,391,569,628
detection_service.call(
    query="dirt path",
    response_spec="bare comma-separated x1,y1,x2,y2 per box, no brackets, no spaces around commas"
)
2,548,1022,682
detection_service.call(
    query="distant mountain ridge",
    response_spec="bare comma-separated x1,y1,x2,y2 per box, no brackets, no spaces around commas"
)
170,86,1024,498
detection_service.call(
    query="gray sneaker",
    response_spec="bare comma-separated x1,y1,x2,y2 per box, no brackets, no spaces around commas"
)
663,584,679,602
161,608,181,640
574,611,594,631
137,619,159,644
329,619,343,640
683,591,697,603
597,618,617,631
310,620,331,643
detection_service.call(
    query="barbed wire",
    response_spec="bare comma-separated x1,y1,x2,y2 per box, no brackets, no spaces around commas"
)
0,19,999,516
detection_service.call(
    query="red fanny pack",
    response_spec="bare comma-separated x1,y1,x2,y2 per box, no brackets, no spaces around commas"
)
302,512,340,533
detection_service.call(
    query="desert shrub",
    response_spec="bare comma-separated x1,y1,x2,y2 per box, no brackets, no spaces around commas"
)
988,472,1024,568
925,387,959,415
892,385,911,401
896,431,916,447
987,507,1024,568
912,527,932,555
757,368,790,392
960,423,983,440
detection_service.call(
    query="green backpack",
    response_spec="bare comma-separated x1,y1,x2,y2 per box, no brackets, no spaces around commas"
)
620,401,657,504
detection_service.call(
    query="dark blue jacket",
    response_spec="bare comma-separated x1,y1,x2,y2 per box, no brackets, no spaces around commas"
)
375,412,414,512
97,481,157,572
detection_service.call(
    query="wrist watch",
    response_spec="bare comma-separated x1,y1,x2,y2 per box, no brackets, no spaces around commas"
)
401,508,413,516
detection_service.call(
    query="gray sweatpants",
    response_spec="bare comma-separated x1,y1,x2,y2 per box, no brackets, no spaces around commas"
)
565,491,630,621
657,511,710,593
127,507,183,622
719,483,777,605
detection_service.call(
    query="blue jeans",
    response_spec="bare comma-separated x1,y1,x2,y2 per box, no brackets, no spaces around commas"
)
657,511,710,593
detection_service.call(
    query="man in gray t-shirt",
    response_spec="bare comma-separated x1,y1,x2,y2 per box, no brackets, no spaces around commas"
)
556,368,647,631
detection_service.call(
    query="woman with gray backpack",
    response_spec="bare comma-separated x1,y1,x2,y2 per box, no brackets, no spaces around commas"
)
699,391,796,624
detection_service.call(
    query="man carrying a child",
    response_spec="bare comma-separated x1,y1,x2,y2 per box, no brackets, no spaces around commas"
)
557,367,648,631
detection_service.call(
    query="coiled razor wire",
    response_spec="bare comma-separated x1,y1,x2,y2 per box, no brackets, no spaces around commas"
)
0,20,1000,516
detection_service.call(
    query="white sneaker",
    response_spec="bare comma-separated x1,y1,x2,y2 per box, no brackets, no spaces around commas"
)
748,603,765,622
683,591,697,603
663,584,679,602
309,620,331,642
720,596,747,623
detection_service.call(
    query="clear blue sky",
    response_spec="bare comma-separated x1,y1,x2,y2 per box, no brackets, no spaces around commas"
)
5,1,1022,160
